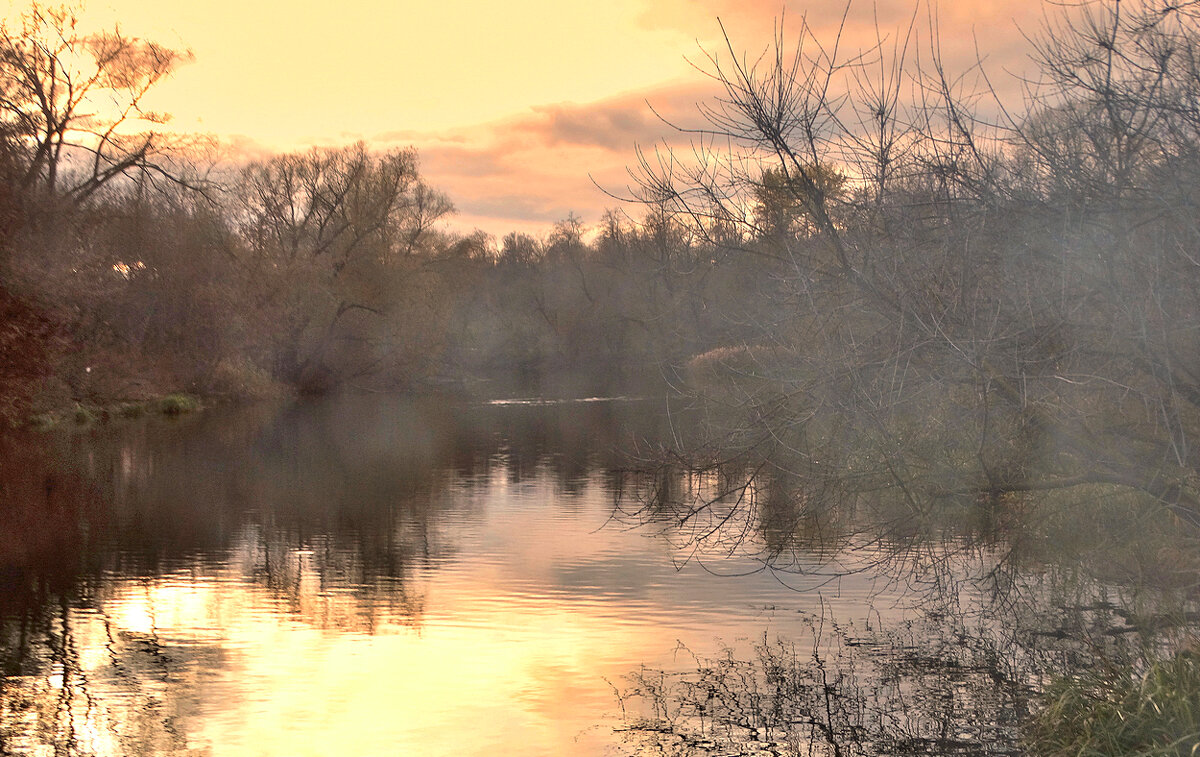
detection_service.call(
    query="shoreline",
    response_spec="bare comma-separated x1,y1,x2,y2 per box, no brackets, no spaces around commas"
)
21,392,204,431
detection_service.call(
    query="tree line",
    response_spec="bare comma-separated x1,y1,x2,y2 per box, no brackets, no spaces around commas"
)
3,0,1200,537
0,4,757,419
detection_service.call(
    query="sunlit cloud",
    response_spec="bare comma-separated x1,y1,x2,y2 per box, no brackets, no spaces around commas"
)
385,1,1053,239
5,0,1055,240
372,79,723,237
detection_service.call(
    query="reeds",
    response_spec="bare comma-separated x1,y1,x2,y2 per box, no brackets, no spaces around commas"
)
1027,650,1200,756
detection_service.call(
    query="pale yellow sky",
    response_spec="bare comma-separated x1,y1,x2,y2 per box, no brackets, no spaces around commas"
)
81,0,699,142
6,0,1049,238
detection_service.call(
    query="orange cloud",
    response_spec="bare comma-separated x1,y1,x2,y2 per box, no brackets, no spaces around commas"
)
8,0,1055,242
392,1,1054,240
374,79,723,238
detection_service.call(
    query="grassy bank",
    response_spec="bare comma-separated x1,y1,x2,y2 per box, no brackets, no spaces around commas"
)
25,392,203,431
1027,649,1200,756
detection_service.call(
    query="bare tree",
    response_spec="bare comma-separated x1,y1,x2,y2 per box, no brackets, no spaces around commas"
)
230,143,455,391
0,3,191,210
625,0,1200,568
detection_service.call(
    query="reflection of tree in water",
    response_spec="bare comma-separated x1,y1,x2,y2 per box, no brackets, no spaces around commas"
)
611,590,1181,756
622,434,1200,595
0,402,428,752
0,395,679,754
230,523,426,632
0,430,228,756
0,568,237,756
615,432,1200,754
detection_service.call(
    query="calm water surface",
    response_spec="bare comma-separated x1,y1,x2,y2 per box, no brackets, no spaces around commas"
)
0,395,922,756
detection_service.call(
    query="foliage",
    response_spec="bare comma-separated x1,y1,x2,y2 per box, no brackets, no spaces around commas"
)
155,393,199,415
751,164,845,239
1027,650,1200,757
228,142,455,391
609,5,1200,750
617,613,1038,757
0,282,62,424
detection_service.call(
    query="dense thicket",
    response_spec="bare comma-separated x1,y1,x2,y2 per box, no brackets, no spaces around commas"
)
619,0,1200,539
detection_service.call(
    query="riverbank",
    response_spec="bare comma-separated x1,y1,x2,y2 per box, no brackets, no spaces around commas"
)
23,392,205,431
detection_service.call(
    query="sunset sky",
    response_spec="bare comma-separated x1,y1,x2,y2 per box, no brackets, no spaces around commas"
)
11,0,1049,238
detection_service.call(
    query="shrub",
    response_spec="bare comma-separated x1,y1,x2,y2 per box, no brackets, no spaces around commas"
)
202,357,290,402
1027,650,1200,756
155,394,200,415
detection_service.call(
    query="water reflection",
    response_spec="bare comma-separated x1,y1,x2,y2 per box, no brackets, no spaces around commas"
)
3,395,1193,756
0,395,918,756
608,415,1199,755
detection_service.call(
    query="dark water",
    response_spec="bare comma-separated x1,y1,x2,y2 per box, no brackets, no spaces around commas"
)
0,394,1150,756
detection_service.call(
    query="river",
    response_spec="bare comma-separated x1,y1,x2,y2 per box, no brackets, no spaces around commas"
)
0,393,1162,755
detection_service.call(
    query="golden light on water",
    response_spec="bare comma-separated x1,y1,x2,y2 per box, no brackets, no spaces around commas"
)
62,556,686,754
17,461,896,756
